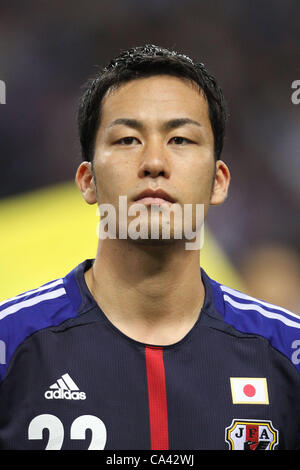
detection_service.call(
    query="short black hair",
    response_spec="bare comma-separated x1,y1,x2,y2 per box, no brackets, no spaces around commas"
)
77,45,228,163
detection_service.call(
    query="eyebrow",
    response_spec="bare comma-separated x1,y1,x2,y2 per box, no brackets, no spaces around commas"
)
107,117,202,131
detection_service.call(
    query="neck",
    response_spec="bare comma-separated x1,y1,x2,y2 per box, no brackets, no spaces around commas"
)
85,238,205,345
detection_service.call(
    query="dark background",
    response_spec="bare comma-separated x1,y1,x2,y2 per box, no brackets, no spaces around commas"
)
0,0,299,310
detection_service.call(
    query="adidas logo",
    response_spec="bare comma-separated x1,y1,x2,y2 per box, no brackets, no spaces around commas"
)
44,373,86,400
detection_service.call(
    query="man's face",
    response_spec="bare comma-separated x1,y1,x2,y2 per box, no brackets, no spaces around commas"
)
88,75,228,243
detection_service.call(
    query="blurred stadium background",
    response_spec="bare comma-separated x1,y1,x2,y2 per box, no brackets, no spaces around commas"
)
0,0,299,313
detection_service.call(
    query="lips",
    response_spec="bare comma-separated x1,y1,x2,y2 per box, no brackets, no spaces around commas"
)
134,189,176,206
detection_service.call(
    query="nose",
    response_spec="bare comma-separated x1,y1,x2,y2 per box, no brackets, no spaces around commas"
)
137,138,171,179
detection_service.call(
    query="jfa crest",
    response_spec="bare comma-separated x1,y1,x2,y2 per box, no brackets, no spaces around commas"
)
225,419,279,450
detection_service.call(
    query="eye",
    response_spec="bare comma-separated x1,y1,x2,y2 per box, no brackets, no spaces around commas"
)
169,136,193,145
115,137,140,145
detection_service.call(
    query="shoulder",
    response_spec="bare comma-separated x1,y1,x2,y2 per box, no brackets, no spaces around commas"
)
207,275,300,374
0,274,79,382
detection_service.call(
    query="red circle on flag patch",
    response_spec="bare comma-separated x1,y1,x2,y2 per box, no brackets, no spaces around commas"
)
243,384,256,397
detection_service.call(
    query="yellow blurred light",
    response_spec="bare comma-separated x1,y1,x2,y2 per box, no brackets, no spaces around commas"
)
0,182,243,301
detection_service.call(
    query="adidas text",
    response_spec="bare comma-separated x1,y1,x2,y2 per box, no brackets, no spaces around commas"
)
44,390,86,400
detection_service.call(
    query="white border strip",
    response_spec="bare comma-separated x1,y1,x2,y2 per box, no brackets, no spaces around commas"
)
221,285,300,321
223,295,300,329
0,279,64,308
0,288,66,321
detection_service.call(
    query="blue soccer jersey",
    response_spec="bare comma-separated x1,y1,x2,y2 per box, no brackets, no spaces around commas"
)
0,259,299,450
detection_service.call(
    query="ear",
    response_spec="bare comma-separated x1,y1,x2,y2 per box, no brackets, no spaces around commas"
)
75,161,97,205
210,160,231,206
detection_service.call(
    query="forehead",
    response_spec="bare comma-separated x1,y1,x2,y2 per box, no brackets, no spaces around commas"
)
99,75,211,127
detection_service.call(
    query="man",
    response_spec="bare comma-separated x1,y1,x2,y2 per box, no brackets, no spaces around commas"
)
0,45,299,451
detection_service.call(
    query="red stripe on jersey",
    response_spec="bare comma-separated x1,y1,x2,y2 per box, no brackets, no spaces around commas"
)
145,346,169,450
246,424,259,450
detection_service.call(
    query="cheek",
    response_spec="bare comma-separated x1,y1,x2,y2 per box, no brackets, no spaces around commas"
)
179,163,215,204
93,156,134,203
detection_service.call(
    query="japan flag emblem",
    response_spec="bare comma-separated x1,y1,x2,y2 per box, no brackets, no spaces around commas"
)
230,377,269,404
